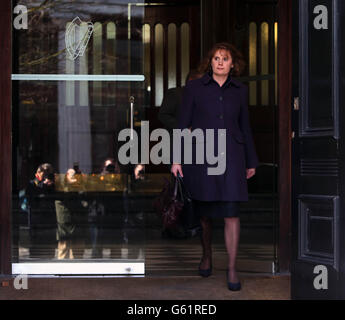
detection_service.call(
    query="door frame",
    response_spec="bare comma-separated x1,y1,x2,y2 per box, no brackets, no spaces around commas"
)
0,0,293,276
0,0,12,275
277,0,292,273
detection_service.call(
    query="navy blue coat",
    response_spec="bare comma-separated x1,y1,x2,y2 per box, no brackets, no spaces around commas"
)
177,73,259,202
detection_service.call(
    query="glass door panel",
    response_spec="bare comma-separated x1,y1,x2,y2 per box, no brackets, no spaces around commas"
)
12,0,146,275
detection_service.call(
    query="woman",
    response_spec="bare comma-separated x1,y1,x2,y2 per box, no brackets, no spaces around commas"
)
171,42,259,291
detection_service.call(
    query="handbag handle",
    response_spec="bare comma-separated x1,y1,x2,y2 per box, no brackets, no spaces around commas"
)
173,176,179,199
173,174,184,201
176,173,192,199
176,176,184,201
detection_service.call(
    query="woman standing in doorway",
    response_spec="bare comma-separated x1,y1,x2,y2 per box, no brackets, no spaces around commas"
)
171,42,259,291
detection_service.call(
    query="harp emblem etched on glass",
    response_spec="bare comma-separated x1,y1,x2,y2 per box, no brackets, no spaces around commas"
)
65,17,94,60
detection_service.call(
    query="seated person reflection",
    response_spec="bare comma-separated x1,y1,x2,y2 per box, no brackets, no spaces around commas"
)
66,168,77,183
134,164,145,180
73,161,82,174
27,163,55,194
101,158,120,175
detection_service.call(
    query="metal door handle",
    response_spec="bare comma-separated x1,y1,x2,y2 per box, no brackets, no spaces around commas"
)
294,97,299,110
129,96,135,140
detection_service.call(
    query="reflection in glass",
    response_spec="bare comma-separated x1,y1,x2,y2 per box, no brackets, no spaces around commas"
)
107,22,116,40
168,23,177,89
261,22,269,106
80,22,89,107
66,22,75,107
106,22,116,105
155,23,164,106
274,22,278,106
181,23,190,86
12,0,146,270
142,24,151,103
249,22,257,106
93,22,102,106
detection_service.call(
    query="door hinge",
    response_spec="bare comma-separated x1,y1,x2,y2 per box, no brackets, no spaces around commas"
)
294,97,299,110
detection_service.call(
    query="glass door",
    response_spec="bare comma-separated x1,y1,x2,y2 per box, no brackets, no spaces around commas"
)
11,0,147,275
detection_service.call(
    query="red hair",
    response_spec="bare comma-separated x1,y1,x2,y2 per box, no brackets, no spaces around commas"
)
198,42,246,76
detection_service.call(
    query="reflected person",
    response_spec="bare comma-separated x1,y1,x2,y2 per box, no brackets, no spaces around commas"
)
55,167,86,259
23,163,56,258
88,158,121,259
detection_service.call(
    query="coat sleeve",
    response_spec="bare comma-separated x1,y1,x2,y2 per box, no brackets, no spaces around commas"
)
239,85,259,169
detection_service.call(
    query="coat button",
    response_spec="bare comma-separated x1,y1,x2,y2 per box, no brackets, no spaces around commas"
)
219,115,224,119
219,96,223,101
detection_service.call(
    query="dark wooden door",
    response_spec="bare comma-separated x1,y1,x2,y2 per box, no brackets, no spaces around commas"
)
144,0,201,108
291,0,345,299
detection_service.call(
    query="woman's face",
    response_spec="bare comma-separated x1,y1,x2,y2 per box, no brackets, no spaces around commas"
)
211,49,233,77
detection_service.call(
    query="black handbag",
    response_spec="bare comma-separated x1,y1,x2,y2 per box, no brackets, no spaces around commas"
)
175,174,200,231
153,175,183,228
153,174,200,231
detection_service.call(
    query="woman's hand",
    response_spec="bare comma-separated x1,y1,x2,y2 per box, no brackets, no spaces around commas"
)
171,164,183,177
246,168,256,179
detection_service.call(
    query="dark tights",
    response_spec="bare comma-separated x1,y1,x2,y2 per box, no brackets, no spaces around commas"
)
224,217,240,283
199,216,240,283
199,216,213,269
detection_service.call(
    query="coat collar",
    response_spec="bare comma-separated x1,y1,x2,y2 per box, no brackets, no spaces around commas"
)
201,72,241,88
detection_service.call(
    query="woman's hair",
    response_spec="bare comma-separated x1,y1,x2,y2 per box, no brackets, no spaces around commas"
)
198,42,246,77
